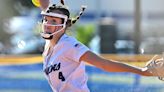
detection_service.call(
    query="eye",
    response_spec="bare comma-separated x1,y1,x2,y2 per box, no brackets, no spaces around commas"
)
43,17,48,23
51,20,57,25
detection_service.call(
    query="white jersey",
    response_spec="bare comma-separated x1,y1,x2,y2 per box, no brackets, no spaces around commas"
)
42,34,90,92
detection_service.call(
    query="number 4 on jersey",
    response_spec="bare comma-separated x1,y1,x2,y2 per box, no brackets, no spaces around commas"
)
58,72,65,81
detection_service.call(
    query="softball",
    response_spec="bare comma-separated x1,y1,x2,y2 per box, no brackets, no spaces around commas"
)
32,0,41,7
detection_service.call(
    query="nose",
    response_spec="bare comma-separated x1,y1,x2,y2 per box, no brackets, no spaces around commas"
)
46,20,51,25
43,24,51,33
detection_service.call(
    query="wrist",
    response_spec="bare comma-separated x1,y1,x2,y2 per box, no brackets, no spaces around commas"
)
141,67,153,76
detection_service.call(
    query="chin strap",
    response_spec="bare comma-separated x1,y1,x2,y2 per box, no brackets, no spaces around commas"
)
40,27,65,39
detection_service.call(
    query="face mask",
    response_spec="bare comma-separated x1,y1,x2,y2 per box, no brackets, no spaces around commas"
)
40,12,68,40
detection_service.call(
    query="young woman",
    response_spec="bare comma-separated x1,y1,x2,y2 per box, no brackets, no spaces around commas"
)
37,0,157,92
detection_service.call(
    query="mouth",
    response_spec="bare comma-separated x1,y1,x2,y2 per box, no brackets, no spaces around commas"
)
44,32,52,34
40,32,53,40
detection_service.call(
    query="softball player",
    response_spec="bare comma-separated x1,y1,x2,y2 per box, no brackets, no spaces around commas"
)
35,0,162,92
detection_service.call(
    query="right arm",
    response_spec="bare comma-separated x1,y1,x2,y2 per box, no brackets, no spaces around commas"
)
39,0,49,10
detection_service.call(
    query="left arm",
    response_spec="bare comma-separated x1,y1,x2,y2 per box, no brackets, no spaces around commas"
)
80,51,153,76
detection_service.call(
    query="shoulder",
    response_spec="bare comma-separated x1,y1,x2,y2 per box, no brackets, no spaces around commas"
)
62,35,84,48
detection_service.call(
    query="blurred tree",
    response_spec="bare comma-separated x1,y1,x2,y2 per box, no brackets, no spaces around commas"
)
75,24,95,47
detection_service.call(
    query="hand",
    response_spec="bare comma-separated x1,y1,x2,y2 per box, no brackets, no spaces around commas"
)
145,55,164,81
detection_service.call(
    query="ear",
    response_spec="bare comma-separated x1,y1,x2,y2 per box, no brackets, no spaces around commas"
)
66,19,72,28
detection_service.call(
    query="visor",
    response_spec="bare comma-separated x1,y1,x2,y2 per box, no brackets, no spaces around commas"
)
41,11,68,21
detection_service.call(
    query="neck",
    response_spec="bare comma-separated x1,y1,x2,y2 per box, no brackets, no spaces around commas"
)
49,33,64,48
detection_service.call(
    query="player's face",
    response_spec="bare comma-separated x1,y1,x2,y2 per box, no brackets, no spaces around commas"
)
42,16,63,34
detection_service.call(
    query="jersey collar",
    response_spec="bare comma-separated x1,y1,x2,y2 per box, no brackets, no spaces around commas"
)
58,34,68,43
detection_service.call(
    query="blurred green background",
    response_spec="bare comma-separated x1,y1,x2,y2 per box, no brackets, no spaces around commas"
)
0,0,164,92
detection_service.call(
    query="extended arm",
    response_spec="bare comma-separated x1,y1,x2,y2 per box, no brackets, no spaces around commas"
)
80,51,153,76
39,0,49,10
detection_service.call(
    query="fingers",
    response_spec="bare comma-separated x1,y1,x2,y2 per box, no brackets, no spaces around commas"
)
146,55,158,66
151,55,159,61
145,54,164,81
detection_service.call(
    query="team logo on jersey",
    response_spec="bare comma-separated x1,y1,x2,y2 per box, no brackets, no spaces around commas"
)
44,63,61,75
74,43,81,48
44,62,65,81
